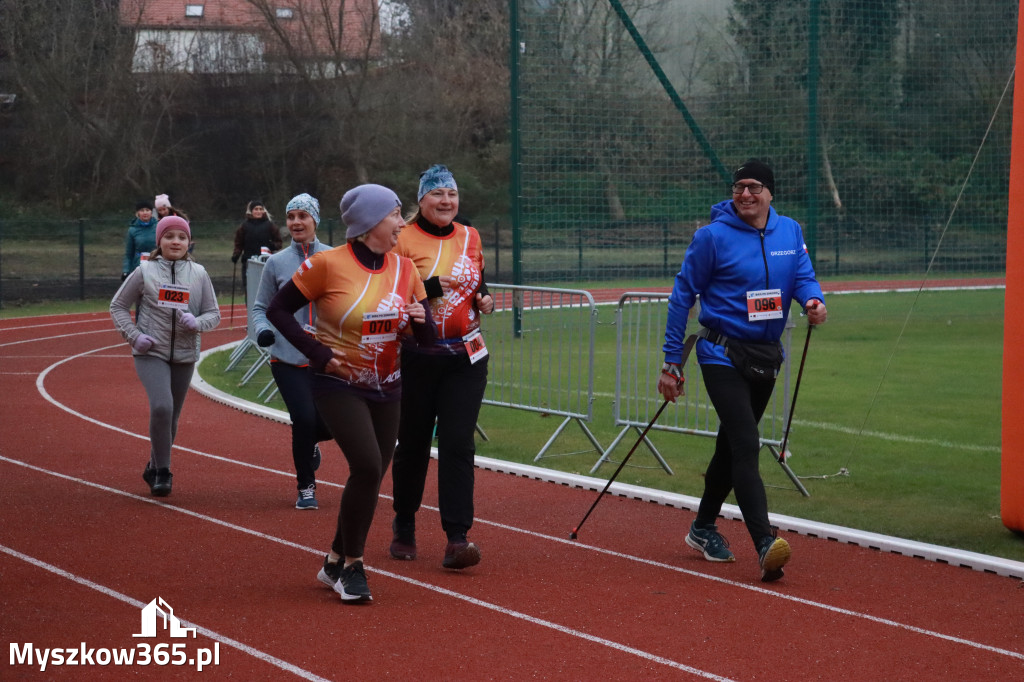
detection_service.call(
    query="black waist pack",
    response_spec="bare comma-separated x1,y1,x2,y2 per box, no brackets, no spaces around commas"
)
725,339,783,382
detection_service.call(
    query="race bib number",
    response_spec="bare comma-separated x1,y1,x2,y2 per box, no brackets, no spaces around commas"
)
157,283,190,310
463,330,488,364
746,288,783,321
361,310,400,344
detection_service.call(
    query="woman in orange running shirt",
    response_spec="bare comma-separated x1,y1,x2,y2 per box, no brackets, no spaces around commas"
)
388,165,494,571
268,184,435,604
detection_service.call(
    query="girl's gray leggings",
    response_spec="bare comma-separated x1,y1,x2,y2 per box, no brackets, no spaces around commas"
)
133,356,195,470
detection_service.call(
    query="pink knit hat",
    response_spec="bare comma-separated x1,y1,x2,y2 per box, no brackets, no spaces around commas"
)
156,215,191,243
154,194,171,209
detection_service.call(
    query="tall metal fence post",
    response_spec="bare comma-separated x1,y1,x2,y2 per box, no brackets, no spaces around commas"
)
0,218,4,309
78,219,86,300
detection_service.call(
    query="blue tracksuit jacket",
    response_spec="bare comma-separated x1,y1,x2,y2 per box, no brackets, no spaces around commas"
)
663,199,824,367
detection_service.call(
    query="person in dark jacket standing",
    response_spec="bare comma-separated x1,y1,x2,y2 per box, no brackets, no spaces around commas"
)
232,200,282,300
659,159,826,583
111,216,221,496
122,200,159,281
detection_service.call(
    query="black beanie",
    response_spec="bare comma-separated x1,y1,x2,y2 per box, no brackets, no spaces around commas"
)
733,159,775,195
136,200,153,211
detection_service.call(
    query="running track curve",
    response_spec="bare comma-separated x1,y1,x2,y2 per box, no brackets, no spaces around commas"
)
1,293,1022,680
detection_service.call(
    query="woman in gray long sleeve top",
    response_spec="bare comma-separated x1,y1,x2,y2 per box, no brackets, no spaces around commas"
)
249,194,333,510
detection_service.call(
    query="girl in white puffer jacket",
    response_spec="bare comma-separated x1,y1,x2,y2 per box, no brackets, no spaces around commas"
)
110,216,220,497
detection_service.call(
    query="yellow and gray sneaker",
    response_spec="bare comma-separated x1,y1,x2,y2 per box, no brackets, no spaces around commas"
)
757,532,791,582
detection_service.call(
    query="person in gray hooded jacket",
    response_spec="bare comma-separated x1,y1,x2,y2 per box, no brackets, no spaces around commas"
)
250,193,334,510
111,215,220,497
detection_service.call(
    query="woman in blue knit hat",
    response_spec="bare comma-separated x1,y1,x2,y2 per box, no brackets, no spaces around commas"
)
250,193,334,510
388,164,494,571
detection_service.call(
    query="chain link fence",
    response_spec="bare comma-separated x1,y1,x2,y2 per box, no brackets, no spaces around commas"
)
0,218,344,307
510,0,1015,283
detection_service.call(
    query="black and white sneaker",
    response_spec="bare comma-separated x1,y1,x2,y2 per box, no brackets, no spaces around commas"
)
335,561,372,603
317,555,343,588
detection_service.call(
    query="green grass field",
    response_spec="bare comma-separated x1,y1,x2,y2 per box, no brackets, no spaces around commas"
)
11,288,1021,561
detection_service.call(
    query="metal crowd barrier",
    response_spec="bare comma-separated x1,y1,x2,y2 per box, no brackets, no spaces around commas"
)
224,256,272,393
482,284,601,462
600,292,808,496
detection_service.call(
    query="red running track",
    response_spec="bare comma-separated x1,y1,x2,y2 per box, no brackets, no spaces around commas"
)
1,308,1022,681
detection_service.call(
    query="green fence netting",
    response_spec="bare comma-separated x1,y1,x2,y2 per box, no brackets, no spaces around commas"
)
509,0,1016,284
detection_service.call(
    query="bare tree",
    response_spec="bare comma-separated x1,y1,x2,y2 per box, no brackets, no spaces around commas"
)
0,0,199,207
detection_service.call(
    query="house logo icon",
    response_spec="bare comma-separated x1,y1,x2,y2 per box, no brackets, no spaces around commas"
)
133,597,197,638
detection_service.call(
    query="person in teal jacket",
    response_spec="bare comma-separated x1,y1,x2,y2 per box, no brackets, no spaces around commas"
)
122,200,159,280
659,159,827,583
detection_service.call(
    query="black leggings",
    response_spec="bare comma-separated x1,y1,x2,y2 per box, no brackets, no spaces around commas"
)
696,363,777,545
392,351,488,539
314,390,399,559
270,362,332,490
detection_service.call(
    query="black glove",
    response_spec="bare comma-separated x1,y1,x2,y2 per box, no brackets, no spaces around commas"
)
257,330,275,347
121,272,128,282
231,253,240,264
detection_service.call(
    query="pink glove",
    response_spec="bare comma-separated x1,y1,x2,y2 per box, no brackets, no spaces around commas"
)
132,334,156,353
179,312,198,331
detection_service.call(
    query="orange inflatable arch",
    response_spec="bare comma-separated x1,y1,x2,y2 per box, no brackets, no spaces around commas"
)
1000,1,1024,535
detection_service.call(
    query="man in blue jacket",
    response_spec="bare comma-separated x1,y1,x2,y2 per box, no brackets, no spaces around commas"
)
659,159,827,582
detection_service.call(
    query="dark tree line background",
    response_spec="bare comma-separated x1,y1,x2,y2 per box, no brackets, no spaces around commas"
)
0,0,511,221
0,0,1017,282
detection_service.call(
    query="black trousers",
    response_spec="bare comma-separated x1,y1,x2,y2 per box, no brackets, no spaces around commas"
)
392,350,488,540
695,363,777,545
270,362,332,490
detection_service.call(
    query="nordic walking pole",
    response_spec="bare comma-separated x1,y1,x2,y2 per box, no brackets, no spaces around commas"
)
570,334,697,540
229,260,237,330
777,320,814,464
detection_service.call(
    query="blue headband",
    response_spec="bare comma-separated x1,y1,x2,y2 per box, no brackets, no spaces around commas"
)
417,164,458,202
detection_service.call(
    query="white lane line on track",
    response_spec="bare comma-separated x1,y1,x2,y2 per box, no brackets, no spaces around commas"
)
0,317,110,332
28,345,1024,664
0,457,731,681
0,543,333,682
1,328,117,347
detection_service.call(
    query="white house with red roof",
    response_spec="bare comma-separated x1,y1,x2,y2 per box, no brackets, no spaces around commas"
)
119,0,380,74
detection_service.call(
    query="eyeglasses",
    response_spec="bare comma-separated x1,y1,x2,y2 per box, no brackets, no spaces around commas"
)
731,182,765,195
